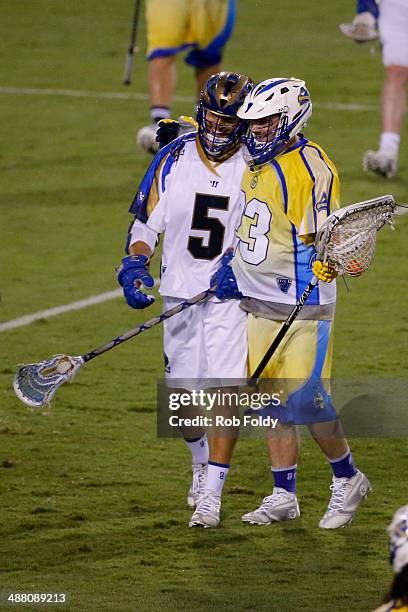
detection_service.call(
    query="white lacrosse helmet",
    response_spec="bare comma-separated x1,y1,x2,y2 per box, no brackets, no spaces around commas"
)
237,77,312,167
387,504,408,574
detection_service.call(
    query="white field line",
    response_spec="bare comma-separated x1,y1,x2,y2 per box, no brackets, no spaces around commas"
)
0,289,123,332
0,86,378,111
0,277,162,333
0,86,195,103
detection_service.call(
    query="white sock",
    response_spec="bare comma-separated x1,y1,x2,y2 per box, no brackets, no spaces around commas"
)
205,461,230,497
379,132,400,156
150,106,171,123
185,434,208,465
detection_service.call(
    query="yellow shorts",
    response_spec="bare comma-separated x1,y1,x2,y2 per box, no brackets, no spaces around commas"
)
146,0,236,67
247,315,336,424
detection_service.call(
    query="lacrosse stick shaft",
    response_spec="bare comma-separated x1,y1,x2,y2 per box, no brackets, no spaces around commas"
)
123,0,142,85
250,276,318,381
82,287,215,362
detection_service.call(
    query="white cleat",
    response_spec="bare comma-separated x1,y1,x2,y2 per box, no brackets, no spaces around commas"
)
136,123,159,154
319,469,372,529
363,149,397,178
187,463,207,508
339,12,378,43
242,488,300,525
189,490,221,528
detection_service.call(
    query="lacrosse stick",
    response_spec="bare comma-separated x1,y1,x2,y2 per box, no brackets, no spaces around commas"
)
123,0,142,85
13,287,215,409
251,194,398,382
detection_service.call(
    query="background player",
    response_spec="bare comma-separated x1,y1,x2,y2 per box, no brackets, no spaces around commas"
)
216,77,372,529
118,72,252,516
373,504,408,611
340,0,408,178
137,0,237,153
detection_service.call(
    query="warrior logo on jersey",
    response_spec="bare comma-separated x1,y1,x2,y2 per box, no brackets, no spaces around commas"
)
276,277,292,293
250,176,258,189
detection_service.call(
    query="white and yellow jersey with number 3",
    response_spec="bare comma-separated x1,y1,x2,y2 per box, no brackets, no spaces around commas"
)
233,137,340,306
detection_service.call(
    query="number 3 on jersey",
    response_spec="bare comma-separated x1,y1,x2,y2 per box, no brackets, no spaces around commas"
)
238,196,272,265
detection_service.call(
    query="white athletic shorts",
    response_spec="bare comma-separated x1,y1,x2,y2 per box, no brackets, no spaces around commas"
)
163,297,247,389
379,0,408,67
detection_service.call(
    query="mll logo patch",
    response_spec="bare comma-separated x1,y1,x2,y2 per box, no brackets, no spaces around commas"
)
277,277,292,293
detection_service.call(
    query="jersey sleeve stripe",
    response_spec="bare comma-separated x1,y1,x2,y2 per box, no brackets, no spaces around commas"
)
304,144,335,215
291,224,320,304
271,160,288,213
129,134,194,222
299,147,318,229
129,148,170,222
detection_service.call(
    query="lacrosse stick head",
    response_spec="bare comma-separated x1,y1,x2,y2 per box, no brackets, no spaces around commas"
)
314,195,396,277
13,354,83,409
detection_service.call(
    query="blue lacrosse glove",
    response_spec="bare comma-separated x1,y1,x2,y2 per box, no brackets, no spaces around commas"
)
211,251,243,300
117,254,155,309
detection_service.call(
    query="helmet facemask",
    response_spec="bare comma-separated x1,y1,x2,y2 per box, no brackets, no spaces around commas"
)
196,71,254,161
199,109,243,160
244,112,291,167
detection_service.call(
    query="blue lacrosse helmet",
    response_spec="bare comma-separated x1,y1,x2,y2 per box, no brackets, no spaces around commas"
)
237,77,313,168
196,72,253,160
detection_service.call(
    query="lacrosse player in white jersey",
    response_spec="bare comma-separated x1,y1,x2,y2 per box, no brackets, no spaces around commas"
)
117,72,253,519
340,0,408,178
216,77,371,529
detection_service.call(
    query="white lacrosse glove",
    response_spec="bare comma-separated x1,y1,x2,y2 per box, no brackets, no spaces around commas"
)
339,12,378,43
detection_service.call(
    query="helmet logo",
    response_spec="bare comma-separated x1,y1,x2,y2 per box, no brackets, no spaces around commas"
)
298,87,310,105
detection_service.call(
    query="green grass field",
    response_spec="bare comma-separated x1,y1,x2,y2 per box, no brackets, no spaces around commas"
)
1,1,408,610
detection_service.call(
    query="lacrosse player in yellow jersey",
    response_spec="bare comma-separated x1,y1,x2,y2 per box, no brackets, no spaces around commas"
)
216,77,372,529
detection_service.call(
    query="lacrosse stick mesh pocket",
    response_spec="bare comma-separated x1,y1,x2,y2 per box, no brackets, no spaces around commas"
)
318,201,394,276
14,354,83,409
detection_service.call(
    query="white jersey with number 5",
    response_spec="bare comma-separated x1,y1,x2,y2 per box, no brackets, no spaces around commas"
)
127,133,247,299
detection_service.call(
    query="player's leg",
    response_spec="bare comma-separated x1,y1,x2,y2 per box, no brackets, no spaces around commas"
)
363,0,408,177
148,56,177,115
301,320,372,528
137,0,189,153
189,299,247,528
186,0,236,97
241,316,301,525
195,64,221,97
309,419,372,529
163,296,209,507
